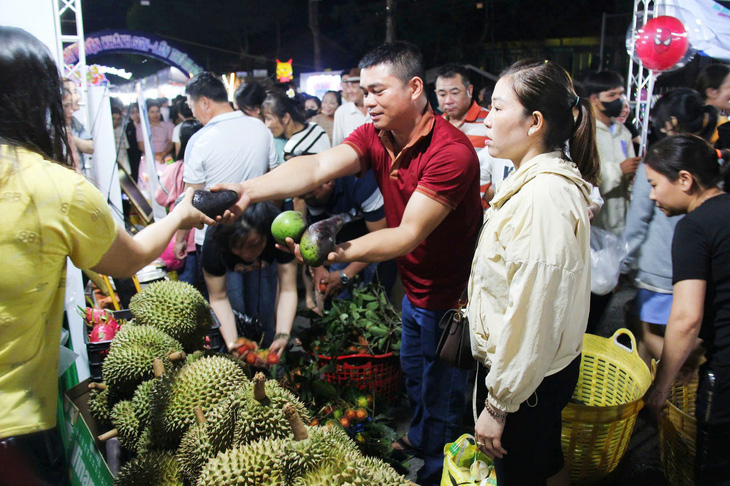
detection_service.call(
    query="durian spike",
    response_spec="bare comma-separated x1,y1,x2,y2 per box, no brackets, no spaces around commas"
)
253,372,268,403
153,357,164,377
193,406,206,426
98,429,118,441
168,351,187,362
88,382,107,391
283,403,308,441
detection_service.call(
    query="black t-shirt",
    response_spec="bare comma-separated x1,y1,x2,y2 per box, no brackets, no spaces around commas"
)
672,193,730,369
201,225,294,277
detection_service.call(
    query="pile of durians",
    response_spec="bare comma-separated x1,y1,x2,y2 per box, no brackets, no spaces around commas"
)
86,280,413,486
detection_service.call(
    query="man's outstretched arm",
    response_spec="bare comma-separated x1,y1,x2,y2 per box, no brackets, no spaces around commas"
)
214,144,361,222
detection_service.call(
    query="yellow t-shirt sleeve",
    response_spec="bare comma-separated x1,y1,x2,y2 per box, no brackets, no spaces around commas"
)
66,176,118,269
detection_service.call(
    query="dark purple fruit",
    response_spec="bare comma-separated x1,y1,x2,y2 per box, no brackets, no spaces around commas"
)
299,215,344,266
174,190,239,218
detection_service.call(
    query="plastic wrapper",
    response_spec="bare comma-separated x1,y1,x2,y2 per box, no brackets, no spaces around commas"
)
590,226,629,296
442,433,497,485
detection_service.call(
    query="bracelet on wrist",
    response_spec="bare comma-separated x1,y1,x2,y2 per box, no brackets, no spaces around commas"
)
484,397,507,424
273,333,290,342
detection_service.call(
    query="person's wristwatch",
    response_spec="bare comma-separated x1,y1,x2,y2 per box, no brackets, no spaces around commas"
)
339,270,350,287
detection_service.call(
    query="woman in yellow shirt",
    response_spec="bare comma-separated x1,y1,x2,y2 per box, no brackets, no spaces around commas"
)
0,26,212,485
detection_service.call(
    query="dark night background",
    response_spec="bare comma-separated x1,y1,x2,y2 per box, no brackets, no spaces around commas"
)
80,0,632,77
77,0,730,89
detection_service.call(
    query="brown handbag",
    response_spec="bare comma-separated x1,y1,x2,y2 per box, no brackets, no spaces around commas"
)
436,293,475,370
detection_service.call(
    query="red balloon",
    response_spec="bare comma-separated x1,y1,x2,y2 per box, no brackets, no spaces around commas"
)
635,16,690,72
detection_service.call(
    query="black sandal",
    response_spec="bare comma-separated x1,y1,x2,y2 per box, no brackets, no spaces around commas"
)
392,435,418,453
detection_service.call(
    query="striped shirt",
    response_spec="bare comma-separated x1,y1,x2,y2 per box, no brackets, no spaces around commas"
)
443,101,489,151
284,122,331,160
444,101,491,209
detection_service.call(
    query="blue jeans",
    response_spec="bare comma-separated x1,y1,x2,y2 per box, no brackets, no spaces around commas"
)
177,251,197,286
401,296,469,486
226,262,278,347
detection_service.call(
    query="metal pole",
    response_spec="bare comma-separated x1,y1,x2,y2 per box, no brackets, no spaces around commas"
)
599,12,607,70
386,0,396,42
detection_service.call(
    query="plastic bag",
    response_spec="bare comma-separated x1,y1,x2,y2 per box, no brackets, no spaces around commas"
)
441,434,496,485
158,237,185,272
590,226,629,295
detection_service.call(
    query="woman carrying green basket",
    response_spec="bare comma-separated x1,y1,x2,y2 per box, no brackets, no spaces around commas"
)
467,60,598,485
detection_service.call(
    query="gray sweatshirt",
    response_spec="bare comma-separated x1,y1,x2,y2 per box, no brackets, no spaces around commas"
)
622,163,683,293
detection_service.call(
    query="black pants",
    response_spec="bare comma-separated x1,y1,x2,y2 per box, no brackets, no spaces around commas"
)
478,356,581,486
695,364,730,485
0,427,70,486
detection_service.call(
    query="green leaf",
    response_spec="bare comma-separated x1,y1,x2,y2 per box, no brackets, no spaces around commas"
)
319,362,337,374
312,380,338,401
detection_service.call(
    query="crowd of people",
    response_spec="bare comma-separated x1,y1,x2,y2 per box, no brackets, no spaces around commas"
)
2,22,730,486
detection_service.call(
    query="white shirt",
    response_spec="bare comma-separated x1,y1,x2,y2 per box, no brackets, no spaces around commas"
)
479,149,514,193
284,123,331,159
171,123,182,144
332,102,371,146
183,110,278,245
593,120,635,235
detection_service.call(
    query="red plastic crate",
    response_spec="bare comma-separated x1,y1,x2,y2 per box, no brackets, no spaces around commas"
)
316,352,402,402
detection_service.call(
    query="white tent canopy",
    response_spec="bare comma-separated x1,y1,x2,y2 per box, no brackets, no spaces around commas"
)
664,0,730,60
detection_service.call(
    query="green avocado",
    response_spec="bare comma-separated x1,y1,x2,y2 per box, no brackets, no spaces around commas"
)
271,211,308,245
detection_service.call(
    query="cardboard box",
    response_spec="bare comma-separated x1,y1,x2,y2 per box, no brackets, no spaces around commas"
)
61,379,114,486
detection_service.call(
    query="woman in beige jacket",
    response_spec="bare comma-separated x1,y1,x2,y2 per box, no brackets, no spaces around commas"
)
468,60,600,485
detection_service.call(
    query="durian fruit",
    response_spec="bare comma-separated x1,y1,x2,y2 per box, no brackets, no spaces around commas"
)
196,404,358,486
129,281,213,352
186,349,250,376
233,373,310,445
176,405,236,485
196,437,290,486
282,405,359,484
114,450,183,486
87,383,111,423
294,453,415,486
132,378,155,432
149,355,248,446
108,400,140,451
175,373,305,484
102,325,184,398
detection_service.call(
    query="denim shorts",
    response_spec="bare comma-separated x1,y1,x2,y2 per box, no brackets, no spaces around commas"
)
633,288,673,325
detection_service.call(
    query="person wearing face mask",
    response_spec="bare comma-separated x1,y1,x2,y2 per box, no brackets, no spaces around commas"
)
311,90,342,144
584,70,641,236
304,95,321,120
582,71,642,331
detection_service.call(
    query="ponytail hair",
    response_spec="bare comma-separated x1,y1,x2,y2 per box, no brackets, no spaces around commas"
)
261,91,307,125
651,88,719,142
501,59,599,185
645,134,730,190
570,97,600,185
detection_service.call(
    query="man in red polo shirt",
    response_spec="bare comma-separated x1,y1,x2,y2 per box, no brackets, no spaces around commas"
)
216,42,481,486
